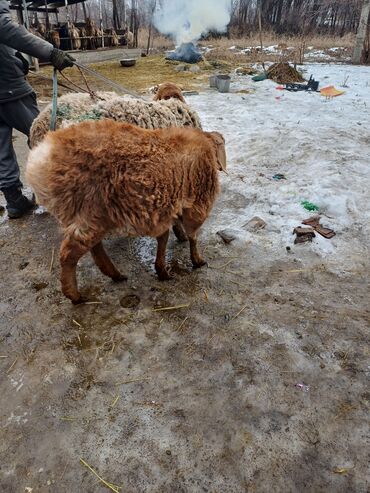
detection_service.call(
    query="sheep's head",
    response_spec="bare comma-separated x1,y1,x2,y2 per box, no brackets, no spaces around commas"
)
153,82,185,103
207,131,227,172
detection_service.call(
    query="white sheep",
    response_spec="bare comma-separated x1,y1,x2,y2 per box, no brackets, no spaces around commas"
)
29,92,202,148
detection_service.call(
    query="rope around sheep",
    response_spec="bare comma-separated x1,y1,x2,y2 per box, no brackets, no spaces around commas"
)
49,60,145,131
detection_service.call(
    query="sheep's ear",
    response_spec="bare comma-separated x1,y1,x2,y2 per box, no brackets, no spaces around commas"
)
209,132,227,172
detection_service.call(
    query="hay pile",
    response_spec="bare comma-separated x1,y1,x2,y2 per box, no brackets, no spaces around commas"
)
267,62,305,84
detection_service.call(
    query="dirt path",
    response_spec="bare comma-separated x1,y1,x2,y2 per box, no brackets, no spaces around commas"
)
0,129,369,492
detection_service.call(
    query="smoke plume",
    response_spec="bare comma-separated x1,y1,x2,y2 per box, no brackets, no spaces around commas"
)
153,0,231,45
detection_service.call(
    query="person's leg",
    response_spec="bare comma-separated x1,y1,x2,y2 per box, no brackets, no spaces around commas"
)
0,119,22,191
2,92,39,138
0,94,38,218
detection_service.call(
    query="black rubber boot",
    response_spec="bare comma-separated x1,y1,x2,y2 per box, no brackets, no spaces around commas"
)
2,186,36,219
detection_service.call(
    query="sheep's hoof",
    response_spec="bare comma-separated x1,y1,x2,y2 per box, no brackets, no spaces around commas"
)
192,259,208,269
112,274,127,283
71,295,88,305
157,268,174,281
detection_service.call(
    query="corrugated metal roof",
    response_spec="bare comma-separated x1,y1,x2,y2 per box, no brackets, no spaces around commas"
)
10,0,84,8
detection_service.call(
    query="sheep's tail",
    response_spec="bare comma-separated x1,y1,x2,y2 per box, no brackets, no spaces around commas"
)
26,138,54,207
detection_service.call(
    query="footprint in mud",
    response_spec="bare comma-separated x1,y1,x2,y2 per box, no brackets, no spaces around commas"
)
31,281,48,291
120,294,140,308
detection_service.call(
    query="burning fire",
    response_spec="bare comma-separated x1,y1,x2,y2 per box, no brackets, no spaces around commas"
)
166,42,202,64
154,0,230,63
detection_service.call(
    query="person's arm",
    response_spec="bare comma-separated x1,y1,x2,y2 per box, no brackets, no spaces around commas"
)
0,0,75,69
0,0,53,60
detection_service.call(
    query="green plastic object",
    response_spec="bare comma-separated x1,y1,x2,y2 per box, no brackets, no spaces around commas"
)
252,73,267,82
301,200,319,212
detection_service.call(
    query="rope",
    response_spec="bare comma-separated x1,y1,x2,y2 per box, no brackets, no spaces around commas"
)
76,65,96,97
58,70,97,98
28,71,80,93
72,61,145,100
45,60,145,132
50,67,58,131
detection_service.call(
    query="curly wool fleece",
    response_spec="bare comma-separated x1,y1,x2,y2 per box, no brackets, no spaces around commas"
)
29,92,202,148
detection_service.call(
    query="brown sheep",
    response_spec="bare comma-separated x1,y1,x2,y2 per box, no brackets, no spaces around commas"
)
110,28,120,47
37,22,46,37
123,29,134,47
153,82,189,241
46,30,61,49
69,24,81,50
85,18,98,50
26,120,226,304
79,27,88,50
153,82,186,103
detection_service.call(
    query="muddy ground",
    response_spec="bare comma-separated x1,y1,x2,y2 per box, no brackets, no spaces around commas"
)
0,127,369,492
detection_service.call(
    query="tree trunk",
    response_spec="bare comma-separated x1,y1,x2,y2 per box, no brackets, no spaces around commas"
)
352,0,370,63
146,0,156,55
112,0,120,30
82,1,87,23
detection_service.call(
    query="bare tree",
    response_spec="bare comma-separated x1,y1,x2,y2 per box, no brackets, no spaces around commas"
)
352,0,370,62
146,0,156,54
112,0,121,30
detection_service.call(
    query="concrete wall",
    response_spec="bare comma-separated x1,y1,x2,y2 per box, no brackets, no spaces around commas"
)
68,48,142,65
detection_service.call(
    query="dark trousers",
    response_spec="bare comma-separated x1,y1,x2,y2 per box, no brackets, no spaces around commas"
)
0,92,39,190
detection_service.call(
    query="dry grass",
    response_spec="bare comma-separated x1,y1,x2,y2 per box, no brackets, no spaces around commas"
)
199,32,355,50
136,27,355,52
200,34,353,65
29,55,216,99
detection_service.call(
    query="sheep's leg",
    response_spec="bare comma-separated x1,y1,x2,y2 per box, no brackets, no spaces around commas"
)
182,212,207,269
155,230,173,281
172,218,188,243
91,241,127,282
60,236,91,304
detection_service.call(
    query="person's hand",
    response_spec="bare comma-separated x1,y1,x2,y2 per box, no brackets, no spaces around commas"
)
50,49,75,71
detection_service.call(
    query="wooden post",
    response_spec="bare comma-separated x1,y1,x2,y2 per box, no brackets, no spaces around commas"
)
21,0,30,28
44,0,50,30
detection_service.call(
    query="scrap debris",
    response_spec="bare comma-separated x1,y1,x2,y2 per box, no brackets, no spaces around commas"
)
217,229,238,244
272,174,286,180
303,216,336,239
285,75,319,92
294,215,336,244
243,216,266,232
320,86,345,97
301,200,319,212
295,382,310,392
293,227,316,244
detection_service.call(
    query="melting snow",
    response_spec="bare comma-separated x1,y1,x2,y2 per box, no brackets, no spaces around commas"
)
187,63,370,267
